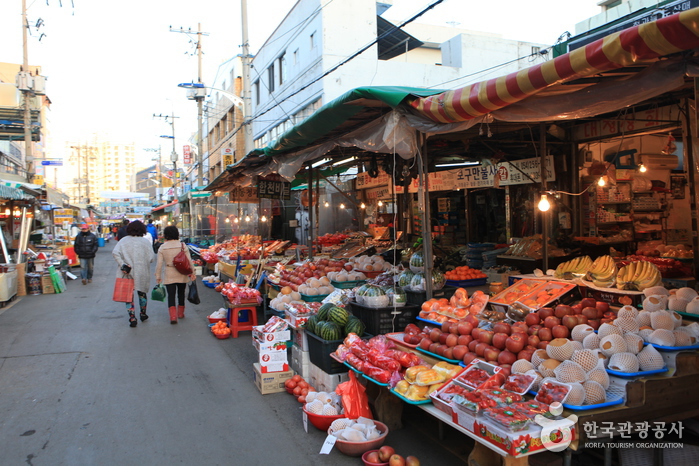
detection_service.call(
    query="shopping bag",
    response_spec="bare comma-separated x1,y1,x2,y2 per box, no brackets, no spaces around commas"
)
151,284,166,302
173,243,193,275
187,281,200,305
335,371,373,420
113,274,134,303
153,241,162,254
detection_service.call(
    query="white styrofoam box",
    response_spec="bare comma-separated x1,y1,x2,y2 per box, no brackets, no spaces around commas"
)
258,361,290,374
309,363,349,393
293,328,309,352
291,358,311,379
292,345,310,366
253,337,290,353
253,325,291,344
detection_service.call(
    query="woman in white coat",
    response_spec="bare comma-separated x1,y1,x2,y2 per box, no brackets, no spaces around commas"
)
112,220,154,327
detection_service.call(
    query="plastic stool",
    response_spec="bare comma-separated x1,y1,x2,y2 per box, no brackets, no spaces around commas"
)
228,304,258,338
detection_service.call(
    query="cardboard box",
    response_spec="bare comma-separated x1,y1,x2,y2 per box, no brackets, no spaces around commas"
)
259,361,290,373
293,328,309,351
252,363,294,394
16,263,26,297
252,337,289,353
41,284,55,294
662,277,697,289
253,325,291,344
40,274,54,294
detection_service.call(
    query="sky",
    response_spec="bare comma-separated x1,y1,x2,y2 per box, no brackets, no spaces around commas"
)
0,0,602,172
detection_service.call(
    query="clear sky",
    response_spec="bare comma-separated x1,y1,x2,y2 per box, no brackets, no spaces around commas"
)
0,0,601,171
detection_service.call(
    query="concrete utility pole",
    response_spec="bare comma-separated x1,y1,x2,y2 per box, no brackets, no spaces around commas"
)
170,24,208,188
21,0,33,177
241,0,254,157
154,113,180,201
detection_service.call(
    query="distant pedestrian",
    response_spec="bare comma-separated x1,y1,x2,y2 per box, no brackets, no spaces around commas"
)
146,219,158,244
73,223,98,285
112,220,154,327
117,219,129,241
155,226,196,324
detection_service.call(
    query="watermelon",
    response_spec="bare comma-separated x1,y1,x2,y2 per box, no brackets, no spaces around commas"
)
317,302,334,321
397,269,415,289
345,316,365,337
319,321,342,341
326,306,348,327
305,314,320,334
409,250,425,273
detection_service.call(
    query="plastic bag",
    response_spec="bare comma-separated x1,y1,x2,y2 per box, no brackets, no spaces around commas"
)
336,371,373,420
187,281,200,305
151,284,166,302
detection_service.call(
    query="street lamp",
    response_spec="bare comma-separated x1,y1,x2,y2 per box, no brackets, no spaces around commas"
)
160,135,177,200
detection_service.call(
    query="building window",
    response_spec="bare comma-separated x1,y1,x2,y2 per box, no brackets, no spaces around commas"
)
278,53,286,86
310,32,315,49
267,64,275,93
253,80,260,105
531,46,541,56
293,49,299,65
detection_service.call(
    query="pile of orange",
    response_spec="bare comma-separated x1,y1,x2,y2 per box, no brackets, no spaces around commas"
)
444,266,486,281
211,321,231,336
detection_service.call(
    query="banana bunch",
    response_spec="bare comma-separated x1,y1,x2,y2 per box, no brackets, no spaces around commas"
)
586,255,617,288
616,260,662,291
554,255,593,279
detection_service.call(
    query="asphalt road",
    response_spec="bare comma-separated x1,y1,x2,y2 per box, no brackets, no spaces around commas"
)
0,241,470,465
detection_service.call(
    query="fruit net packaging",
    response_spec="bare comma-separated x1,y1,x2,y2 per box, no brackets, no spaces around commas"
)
455,360,503,390
489,279,548,313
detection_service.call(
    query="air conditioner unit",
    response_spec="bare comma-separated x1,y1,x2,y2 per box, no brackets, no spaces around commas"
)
639,154,679,170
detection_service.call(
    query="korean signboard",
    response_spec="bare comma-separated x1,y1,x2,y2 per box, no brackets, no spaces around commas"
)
257,176,291,200
229,186,258,203
183,145,191,165
222,147,234,167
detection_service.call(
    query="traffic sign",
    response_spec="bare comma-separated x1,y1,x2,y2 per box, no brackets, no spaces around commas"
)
41,160,63,166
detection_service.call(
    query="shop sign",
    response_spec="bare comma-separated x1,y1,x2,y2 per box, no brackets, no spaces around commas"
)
183,145,191,165
222,147,234,167
365,186,392,200
257,178,291,200
229,186,258,203
355,171,392,189
571,105,680,141
53,208,73,223
493,156,555,186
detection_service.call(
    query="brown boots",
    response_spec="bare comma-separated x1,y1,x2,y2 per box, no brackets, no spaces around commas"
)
168,306,178,324
177,305,185,319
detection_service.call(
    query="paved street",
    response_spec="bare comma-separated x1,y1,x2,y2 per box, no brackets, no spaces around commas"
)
0,242,469,465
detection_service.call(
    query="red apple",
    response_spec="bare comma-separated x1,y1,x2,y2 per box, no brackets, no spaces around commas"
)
405,456,420,466
555,304,573,319
517,349,534,361
479,330,494,345
596,301,610,314
580,297,596,309
544,316,560,329
444,333,458,347
429,342,440,354
524,312,541,326
468,340,479,352
430,328,442,342
452,345,468,361
571,303,583,314
389,454,405,466
457,322,474,336
418,338,432,351
443,347,454,360
528,334,541,347
537,340,549,350
601,318,614,325
604,311,617,320
582,306,598,320
587,319,601,330
471,327,482,340
484,347,501,362
561,315,578,330
457,334,473,346
441,322,452,334
505,334,526,353
538,327,553,341
475,342,488,357
464,315,480,328
492,333,509,350
366,451,381,463
379,446,396,462
492,322,512,335
539,307,555,319
512,322,529,334
575,315,589,325
528,324,542,336
552,325,570,339
498,350,517,365
498,364,512,378
463,352,479,365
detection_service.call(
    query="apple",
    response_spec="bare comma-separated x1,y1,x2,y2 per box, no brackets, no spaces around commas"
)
512,322,529,334
445,333,458,348
475,342,488,356
438,332,449,345
452,345,468,361
379,446,396,462
405,456,421,466
463,352,479,365
505,334,526,353
471,327,482,340
441,322,452,334
552,325,570,339
601,318,614,325
537,340,549,350
443,347,454,360
457,334,473,346
539,307,555,319
538,327,553,341
430,328,442,342
561,315,578,330
604,311,617,320
457,322,474,336
479,330,494,345
517,349,534,361
571,303,583,314
528,324,542,336
575,314,589,325
544,316,560,329
484,347,501,362
524,312,541,326
418,338,432,351
389,454,406,466
492,322,511,335
528,334,541,347
595,301,610,313
580,297,596,309
498,364,512,378
498,350,517,365
582,306,598,320
450,323,460,335
588,319,601,330
555,304,573,319
464,314,480,328
366,451,381,463
429,343,440,354
468,340,479,352
492,332,509,350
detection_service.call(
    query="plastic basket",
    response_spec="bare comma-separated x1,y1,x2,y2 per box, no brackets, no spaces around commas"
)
405,286,458,306
349,302,420,335
331,279,366,289
300,293,329,302
305,330,349,374
444,278,487,288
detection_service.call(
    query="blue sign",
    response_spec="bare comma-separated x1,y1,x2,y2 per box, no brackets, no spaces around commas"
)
41,160,63,166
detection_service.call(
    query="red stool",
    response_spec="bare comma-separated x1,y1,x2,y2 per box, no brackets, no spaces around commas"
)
228,304,258,338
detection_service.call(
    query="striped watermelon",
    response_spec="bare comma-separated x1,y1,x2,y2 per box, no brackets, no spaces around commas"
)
317,303,334,321
318,321,342,341
327,306,349,328
305,314,320,334
344,316,365,337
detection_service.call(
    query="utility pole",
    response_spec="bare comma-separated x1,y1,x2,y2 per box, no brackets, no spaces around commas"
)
154,113,180,201
170,24,208,187
241,0,254,157
21,0,33,177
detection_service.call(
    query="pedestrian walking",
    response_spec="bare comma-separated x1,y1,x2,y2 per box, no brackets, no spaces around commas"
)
74,223,98,285
116,219,129,241
112,220,154,327
146,219,158,244
155,226,196,324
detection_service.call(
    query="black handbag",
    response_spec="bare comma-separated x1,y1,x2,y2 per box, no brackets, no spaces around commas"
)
153,241,162,254
187,281,201,305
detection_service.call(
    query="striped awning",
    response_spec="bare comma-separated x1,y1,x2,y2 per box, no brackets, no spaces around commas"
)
410,7,699,123
0,184,32,200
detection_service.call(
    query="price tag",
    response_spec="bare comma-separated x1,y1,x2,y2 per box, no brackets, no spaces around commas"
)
320,435,337,454
303,410,308,433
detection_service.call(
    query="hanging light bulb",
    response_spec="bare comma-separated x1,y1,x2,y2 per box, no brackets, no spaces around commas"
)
244,215,251,222
340,203,346,209
324,201,329,207
538,194,551,212
225,217,230,223
233,217,239,223
377,200,383,207
261,215,268,222
639,163,647,173
360,202,366,209
597,177,606,187
3,208,9,216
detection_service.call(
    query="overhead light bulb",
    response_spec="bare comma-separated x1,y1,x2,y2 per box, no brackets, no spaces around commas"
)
597,177,606,187
225,217,230,223
377,200,383,207
4,208,9,216
324,201,329,207
261,215,268,222
639,163,647,173
538,194,551,212
340,203,346,209
360,202,366,209
233,217,239,223
245,215,251,222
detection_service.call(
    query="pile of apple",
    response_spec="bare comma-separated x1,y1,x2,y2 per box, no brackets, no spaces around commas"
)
276,259,352,292
365,446,419,466
412,298,617,371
